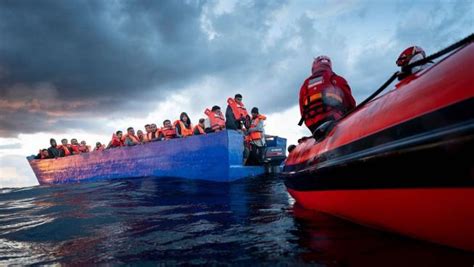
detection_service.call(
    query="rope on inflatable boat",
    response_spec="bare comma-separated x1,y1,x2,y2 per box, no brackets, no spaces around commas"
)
342,33,474,119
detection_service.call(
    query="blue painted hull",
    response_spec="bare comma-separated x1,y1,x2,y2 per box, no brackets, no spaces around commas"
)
27,130,265,185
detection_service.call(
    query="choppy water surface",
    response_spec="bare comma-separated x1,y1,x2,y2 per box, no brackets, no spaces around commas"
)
1,176,473,266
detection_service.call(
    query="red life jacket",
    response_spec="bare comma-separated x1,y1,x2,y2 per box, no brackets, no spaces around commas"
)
161,126,176,140
205,108,225,131
248,114,266,141
71,145,80,154
227,97,249,120
94,145,105,151
58,144,72,156
110,134,124,147
146,130,159,142
174,120,194,137
78,145,90,153
194,124,205,135
299,66,356,130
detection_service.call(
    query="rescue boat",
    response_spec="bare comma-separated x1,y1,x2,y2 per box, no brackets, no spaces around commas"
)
28,130,286,185
283,36,474,251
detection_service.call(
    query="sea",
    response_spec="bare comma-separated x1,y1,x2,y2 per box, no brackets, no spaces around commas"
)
1,175,473,266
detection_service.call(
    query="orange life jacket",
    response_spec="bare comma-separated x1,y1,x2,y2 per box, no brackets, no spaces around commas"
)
174,120,194,137
110,134,124,147
161,126,177,140
227,97,249,120
58,144,72,156
122,134,140,144
194,124,205,135
205,108,225,131
146,131,159,142
249,114,266,141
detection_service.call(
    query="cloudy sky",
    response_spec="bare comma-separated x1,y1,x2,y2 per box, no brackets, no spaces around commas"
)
0,0,472,188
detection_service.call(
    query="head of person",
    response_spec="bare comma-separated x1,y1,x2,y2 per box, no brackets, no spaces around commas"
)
96,142,102,148
137,130,144,136
396,46,426,68
116,130,123,139
180,112,191,124
251,107,259,118
163,120,171,128
41,149,49,157
61,138,68,146
151,123,157,132
234,94,243,104
198,118,205,125
145,124,151,133
50,138,57,147
127,127,135,135
287,144,296,153
212,105,221,114
312,55,332,74
71,139,79,145
80,140,86,146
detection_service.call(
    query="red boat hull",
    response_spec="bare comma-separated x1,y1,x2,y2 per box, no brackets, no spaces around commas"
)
288,188,474,251
284,40,474,251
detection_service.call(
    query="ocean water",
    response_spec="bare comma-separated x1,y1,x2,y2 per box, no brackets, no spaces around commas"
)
1,176,473,266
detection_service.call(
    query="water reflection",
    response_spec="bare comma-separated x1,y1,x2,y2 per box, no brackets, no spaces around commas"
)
0,176,473,265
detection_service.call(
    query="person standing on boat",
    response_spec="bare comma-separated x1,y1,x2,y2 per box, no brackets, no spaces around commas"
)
193,118,206,135
299,55,356,134
47,138,63,158
174,112,194,138
226,94,250,131
123,127,140,146
244,107,266,165
396,46,432,80
160,120,177,140
204,105,226,133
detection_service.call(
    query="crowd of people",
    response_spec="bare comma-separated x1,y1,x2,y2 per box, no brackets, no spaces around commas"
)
35,94,267,162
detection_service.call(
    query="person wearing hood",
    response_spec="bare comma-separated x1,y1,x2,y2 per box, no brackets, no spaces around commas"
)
47,138,63,158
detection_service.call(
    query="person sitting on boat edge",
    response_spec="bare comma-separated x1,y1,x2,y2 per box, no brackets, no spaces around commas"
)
204,105,226,133
174,112,194,138
94,142,106,151
78,140,91,153
226,93,250,131
396,46,432,81
137,130,146,143
123,127,140,146
108,131,124,148
70,139,81,154
245,107,267,165
193,118,206,135
147,123,160,142
58,138,74,156
299,55,356,136
35,149,50,159
160,120,177,140
47,138,63,158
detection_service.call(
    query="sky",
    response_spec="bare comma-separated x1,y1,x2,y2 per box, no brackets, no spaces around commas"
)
0,0,472,188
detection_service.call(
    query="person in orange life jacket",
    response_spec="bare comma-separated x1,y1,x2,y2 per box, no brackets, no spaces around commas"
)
47,138,63,158
108,131,124,148
174,112,194,137
204,105,226,133
143,124,151,142
70,139,81,154
123,127,140,146
299,55,356,135
58,138,73,156
78,140,90,153
147,123,160,142
160,120,177,140
245,107,267,165
226,93,250,131
137,130,146,143
94,142,106,151
396,46,432,81
35,149,50,159
193,118,206,135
